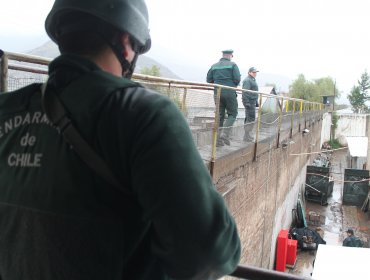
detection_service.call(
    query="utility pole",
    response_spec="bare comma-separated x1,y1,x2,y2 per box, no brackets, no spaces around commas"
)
330,80,336,142
332,80,336,112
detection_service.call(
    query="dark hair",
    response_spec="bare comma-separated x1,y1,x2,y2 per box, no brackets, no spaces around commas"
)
58,31,108,56
347,229,354,235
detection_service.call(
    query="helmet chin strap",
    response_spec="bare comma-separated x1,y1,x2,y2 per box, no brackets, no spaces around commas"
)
113,46,134,78
111,44,132,78
125,53,138,79
101,32,137,79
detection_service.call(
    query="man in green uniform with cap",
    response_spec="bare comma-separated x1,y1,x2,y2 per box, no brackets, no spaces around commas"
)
343,228,363,247
207,49,241,146
0,1,241,279
242,67,259,142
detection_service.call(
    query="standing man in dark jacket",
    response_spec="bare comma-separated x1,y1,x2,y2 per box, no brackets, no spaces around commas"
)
0,1,241,279
343,229,363,247
242,67,259,142
207,49,241,146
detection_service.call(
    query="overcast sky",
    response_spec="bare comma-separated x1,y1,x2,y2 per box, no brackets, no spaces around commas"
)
2,0,370,104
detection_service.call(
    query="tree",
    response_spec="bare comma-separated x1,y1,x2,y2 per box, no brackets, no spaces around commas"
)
358,71,370,95
348,86,365,113
348,70,370,113
314,77,340,100
289,74,319,102
139,65,162,92
288,74,339,111
140,65,161,77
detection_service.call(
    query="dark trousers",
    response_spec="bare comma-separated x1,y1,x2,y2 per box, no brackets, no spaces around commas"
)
243,102,256,140
215,91,238,138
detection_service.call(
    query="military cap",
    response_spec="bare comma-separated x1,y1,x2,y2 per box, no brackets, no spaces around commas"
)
249,67,259,73
222,49,234,54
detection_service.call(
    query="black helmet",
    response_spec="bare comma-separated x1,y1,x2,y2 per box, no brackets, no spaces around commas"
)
45,0,151,54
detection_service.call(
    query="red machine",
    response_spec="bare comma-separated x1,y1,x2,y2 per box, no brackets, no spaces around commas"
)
276,229,297,271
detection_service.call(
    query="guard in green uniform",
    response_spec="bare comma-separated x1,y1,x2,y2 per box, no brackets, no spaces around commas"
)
242,67,259,142
0,1,241,279
207,49,241,146
343,229,363,247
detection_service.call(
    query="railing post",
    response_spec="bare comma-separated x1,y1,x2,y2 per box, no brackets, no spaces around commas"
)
253,93,263,161
0,50,8,92
298,101,303,132
210,86,221,177
276,97,283,148
289,100,296,139
304,102,307,129
230,264,307,279
286,99,289,113
167,82,172,98
181,88,187,115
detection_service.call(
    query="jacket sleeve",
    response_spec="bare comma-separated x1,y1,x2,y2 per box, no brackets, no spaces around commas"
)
342,237,350,247
127,91,241,279
242,79,251,107
232,64,241,86
206,68,214,83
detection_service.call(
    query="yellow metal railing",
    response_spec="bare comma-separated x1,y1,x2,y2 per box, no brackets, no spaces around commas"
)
0,50,325,176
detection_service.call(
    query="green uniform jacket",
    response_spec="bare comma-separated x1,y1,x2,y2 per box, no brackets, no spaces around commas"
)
206,58,241,94
242,75,259,107
0,54,240,280
343,236,363,247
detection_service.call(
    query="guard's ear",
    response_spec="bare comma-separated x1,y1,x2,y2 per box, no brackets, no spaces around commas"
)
120,33,132,59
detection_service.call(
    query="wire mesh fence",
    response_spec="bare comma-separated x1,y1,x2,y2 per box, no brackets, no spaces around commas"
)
0,51,326,169
7,69,48,91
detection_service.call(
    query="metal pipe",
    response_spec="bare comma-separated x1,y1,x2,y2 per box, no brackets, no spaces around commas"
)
181,88,187,114
230,264,309,280
1,50,324,109
290,100,296,139
253,93,263,161
9,64,48,75
210,86,221,177
276,97,283,148
0,51,8,92
305,183,322,194
298,101,303,132
4,51,51,65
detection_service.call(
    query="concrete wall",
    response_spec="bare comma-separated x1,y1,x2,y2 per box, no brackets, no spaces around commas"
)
320,112,332,147
215,118,322,269
321,112,368,146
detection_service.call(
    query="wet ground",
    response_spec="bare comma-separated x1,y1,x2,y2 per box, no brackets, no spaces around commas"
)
287,148,370,278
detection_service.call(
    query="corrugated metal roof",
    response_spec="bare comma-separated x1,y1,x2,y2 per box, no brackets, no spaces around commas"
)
346,136,368,157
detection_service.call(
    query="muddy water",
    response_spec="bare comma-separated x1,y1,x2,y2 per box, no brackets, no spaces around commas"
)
288,148,370,277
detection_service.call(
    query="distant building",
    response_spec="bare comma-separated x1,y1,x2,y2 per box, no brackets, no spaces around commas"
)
346,136,368,169
321,95,335,105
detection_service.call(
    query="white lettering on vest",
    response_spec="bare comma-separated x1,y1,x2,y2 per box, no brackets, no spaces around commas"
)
7,153,42,167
